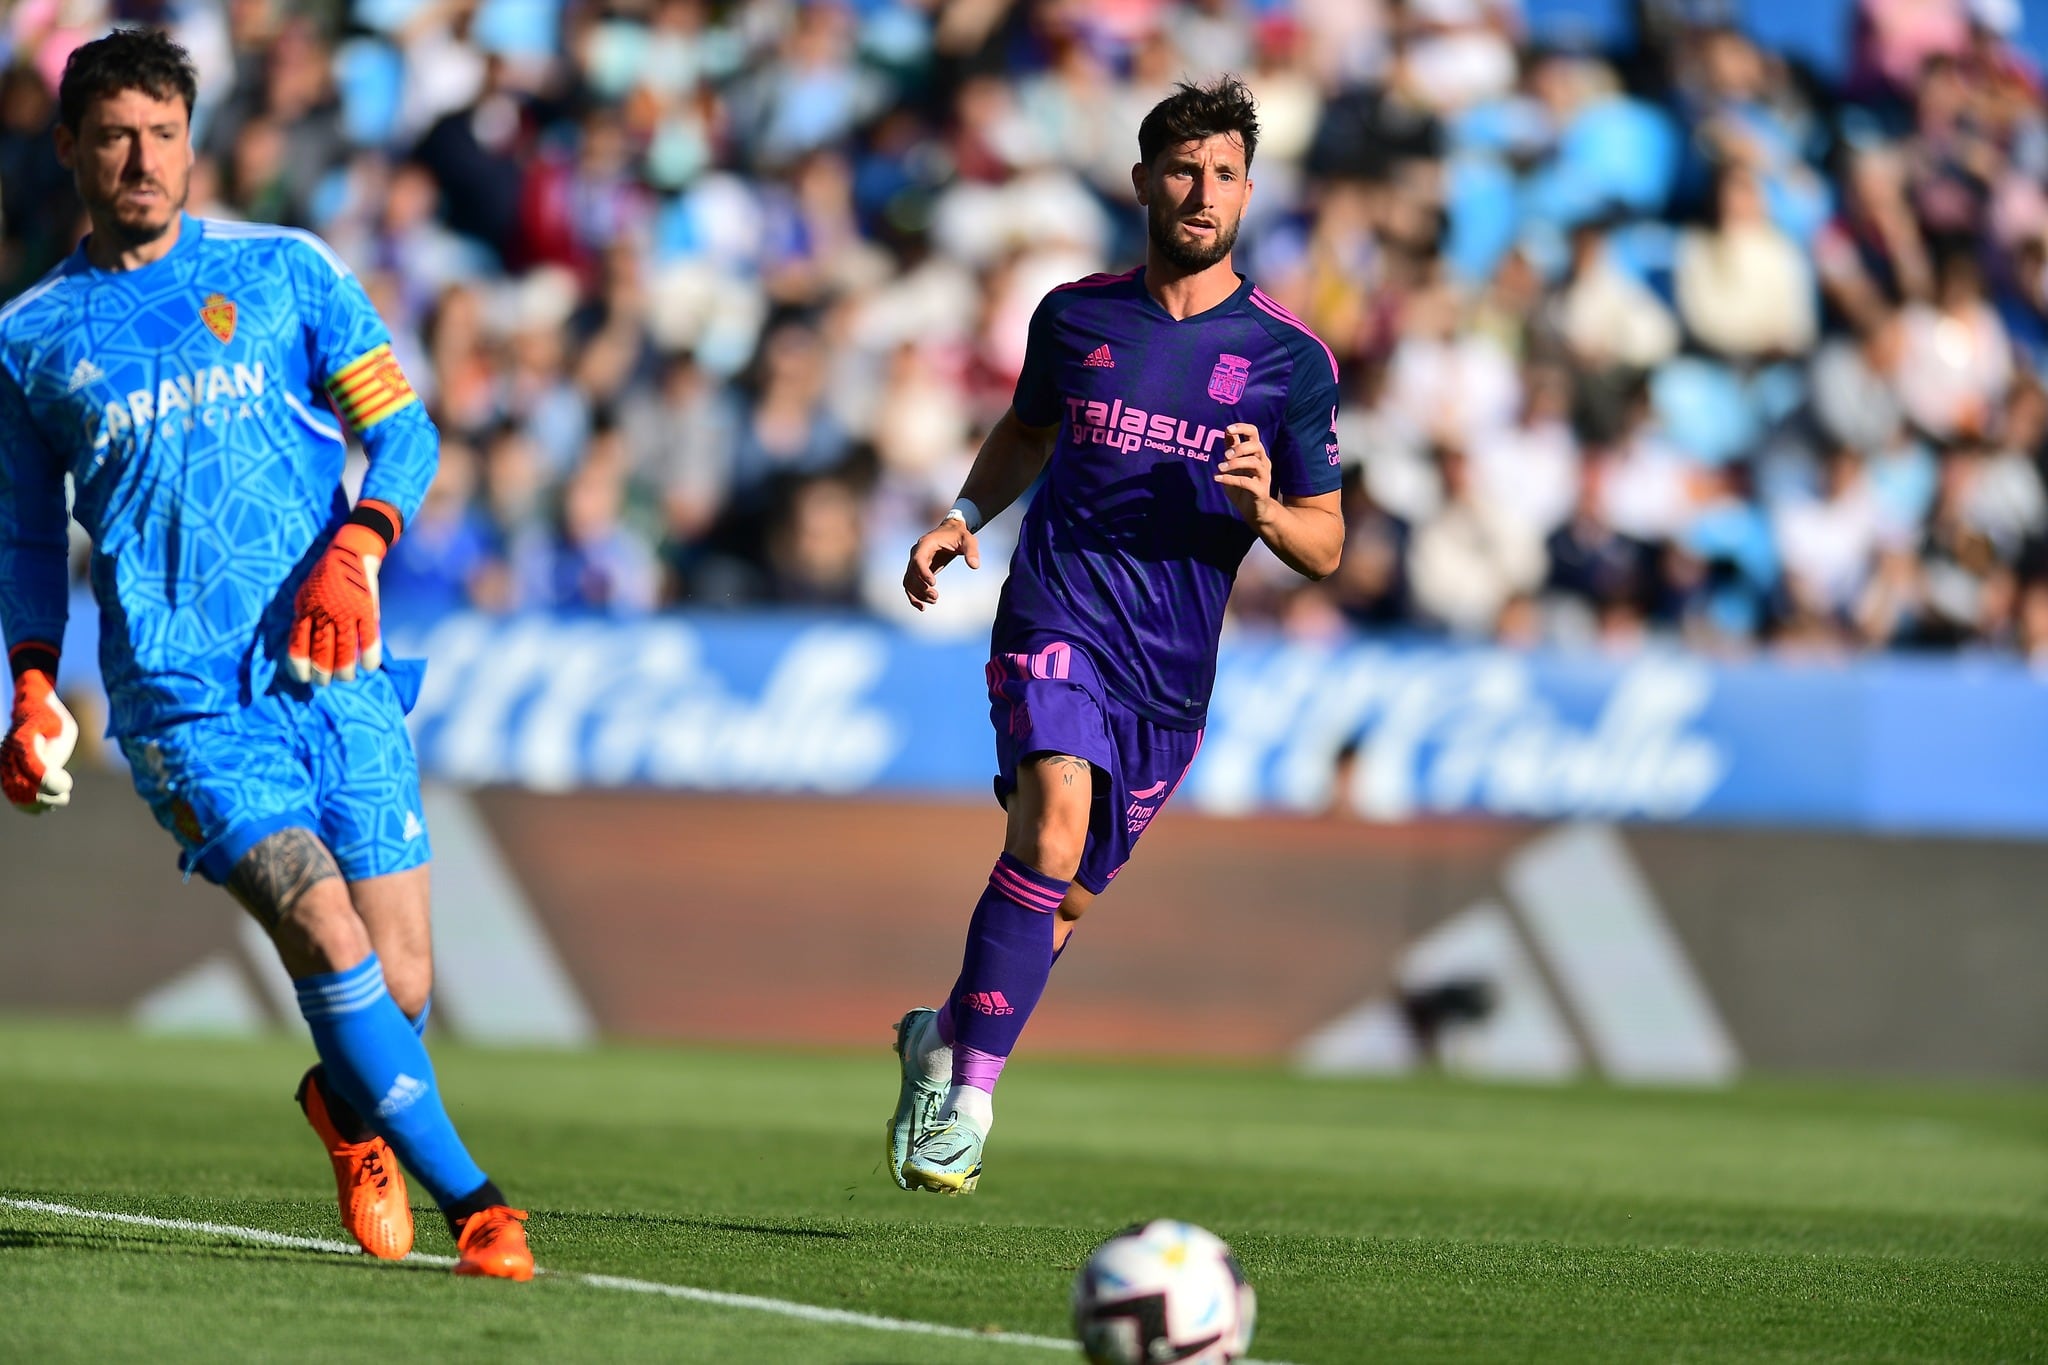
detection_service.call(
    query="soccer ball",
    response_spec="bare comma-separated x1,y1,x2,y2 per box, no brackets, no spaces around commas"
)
1071,1219,1257,1365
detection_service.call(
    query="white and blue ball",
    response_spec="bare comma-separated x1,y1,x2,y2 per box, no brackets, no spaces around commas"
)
1072,1219,1257,1365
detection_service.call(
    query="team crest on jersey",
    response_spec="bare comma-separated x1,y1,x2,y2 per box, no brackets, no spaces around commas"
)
200,293,237,344
1207,353,1249,403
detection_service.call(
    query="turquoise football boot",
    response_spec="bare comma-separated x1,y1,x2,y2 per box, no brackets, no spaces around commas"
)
902,1115,985,1195
886,1008,948,1192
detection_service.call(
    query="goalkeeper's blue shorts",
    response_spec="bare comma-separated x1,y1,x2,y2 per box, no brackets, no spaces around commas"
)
121,664,430,885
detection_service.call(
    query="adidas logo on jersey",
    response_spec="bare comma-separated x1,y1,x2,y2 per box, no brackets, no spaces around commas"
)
374,1073,430,1119
1083,345,1115,368
66,358,104,393
403,810,423,841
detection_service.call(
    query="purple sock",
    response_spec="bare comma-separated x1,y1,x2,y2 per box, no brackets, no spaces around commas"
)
944,852,1068,1093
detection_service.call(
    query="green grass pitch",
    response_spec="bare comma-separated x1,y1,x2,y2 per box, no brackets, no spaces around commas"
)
1,1018,2043,1363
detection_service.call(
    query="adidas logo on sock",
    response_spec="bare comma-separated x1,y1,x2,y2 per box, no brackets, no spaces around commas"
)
374,1073,429,1119
1083,344,1114,368
960,990,1015,1016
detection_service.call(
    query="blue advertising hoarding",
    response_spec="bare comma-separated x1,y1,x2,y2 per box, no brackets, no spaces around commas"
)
389,612,2048,838
31,597,2048,836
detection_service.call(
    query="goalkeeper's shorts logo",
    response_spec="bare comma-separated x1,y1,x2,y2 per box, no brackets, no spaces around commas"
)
200,292,237,344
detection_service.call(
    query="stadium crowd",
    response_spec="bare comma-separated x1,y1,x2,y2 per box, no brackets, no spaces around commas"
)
7,0,2048,660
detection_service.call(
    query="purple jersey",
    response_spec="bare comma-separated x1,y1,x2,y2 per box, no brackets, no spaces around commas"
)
996,268,1342,729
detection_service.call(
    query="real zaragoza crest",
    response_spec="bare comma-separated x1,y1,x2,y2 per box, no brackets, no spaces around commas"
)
200,292,236,344
1207,353,1249,404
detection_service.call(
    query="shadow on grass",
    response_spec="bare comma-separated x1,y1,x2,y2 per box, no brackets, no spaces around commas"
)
568,1209,852,1241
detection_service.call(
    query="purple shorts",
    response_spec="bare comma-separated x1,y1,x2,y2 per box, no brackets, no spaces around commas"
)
987,639,1204,895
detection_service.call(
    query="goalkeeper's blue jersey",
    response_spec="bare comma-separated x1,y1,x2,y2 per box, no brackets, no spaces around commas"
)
0,214,437,739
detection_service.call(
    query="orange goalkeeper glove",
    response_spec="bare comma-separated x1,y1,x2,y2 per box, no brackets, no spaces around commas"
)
3,650,79,815
288,500,401,687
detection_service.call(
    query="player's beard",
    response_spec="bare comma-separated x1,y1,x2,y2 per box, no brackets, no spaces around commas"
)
89,173,188,250
1149,199,1242,274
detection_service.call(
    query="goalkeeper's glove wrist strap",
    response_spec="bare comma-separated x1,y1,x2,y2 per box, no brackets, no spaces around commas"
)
346,499,402,550
8,642,58,684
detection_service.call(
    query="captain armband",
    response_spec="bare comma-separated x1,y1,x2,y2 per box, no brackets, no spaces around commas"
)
326,344,420,432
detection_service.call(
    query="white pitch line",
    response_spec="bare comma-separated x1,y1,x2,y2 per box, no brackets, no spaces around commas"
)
0,1196,455,1265
0,1197,1298,1363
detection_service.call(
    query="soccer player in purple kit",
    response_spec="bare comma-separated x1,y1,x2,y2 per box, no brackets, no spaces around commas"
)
885,77,1345,1194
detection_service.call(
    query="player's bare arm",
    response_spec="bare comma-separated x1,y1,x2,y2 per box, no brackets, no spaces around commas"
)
902,406,1058,609
1214,423,1344,580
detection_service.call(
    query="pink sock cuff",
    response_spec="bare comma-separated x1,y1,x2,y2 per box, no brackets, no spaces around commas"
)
990,852,1069,914
953,1044,1008,1091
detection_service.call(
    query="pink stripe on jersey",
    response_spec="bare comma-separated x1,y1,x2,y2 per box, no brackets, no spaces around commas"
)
1249,286,1314,329
1250,289,1339,382
1049,267,1142,295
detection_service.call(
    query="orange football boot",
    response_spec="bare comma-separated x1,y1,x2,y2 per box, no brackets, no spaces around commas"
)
454,1206,534,1281
297,1072,415,1260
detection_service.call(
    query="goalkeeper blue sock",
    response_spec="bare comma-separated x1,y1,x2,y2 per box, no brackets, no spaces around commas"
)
302,996,432,1142
295,955,489,1211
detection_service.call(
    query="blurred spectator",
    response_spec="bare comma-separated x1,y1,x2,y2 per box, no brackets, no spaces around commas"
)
767,475,865,605
1968,381,2048,553
1895,248,2014,438
511,428,660,614
1323,468,1412,628
6,0,2046,660
0,64,78,293
619,350,737,555
1814,142,1934,333
2016,565,2048,668
1598,386,1697,543
1555,221,1680,373
1676,166,1818,360
730,319,851,496
1774,445,1886,616
1469,362,1581,538
1407,442,1546,636
380,437,509,620
1546,459,1659,642
1915,444,2015,644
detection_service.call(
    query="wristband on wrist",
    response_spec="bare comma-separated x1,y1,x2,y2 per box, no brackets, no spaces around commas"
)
346,498,402,550
8,641,59,684
945,497,984,533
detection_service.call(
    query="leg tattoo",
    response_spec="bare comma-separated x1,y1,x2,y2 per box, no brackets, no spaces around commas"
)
227,827,341,929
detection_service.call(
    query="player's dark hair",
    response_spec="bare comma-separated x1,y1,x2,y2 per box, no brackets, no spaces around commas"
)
58,28,198,132
1137,77,1260,172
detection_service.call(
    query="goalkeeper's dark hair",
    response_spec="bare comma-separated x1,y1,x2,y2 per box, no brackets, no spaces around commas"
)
1137,77,1261,172
58,28,198,132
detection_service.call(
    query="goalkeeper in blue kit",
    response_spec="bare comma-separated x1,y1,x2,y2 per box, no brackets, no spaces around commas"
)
0,31,531,1278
